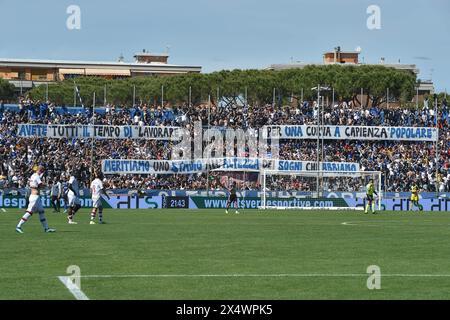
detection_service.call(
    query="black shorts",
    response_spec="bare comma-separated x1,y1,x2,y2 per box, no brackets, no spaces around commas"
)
228,194,237,202
366,194,374,202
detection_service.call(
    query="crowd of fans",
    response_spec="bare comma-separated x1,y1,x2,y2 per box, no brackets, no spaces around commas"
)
1,96,449,193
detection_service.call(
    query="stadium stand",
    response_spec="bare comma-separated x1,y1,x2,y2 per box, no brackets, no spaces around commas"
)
0,96,449,193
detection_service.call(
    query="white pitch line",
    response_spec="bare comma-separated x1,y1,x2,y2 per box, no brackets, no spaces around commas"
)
341,220,449,227
1,208,6,212
58,276,90,300
78,274,365,278
72,273,450,279
341,221,378,227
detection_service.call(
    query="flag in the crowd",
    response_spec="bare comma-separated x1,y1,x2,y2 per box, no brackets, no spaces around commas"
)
74,85,84,108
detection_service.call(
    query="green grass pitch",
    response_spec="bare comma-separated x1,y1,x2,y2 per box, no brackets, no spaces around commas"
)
1,208,450,300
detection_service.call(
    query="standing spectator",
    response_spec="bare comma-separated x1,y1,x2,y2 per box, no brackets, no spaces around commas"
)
50,178,62,212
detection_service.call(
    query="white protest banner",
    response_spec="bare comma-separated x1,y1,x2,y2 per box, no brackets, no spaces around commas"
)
263,125,438,141
17,124,181,140
274,160,360,172
101,158,262,174
102,158,359,174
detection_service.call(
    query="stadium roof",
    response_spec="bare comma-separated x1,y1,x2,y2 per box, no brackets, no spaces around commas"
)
0,58,201,72
133,52,169,57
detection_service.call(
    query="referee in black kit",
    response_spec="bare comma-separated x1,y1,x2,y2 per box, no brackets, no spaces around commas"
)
225,182,239,214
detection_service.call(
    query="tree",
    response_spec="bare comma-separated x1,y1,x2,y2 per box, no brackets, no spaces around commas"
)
27,66,417,107
0,78,15,100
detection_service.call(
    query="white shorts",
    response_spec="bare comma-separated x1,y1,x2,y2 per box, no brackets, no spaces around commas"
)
92,197,102,208
68,194,81,207
27,194,44,213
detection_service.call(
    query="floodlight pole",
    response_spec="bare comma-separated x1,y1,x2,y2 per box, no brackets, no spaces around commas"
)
242,169,246,213
217,87,220,107
387,88,389,108
245,86,248,107
435,95,439,196
91,92,96,177
332,87,335,107
262,170,267,209
189,86,192,107
272,88,276,107
321,91,324,171
416,86,419,109
206,95,211,196
316,84,320,198
378,171,382,211
361,88,364,108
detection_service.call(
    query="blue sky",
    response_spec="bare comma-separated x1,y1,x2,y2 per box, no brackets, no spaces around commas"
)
1,0,449,91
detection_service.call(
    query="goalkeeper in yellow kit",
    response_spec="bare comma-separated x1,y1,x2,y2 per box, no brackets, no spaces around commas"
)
365,179,378,214
410,182,423,211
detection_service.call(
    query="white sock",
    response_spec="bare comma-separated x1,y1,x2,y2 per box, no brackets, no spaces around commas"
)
17,211,32,228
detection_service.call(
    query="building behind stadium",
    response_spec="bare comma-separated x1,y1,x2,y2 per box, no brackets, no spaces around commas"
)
0,49,201,94
267,46,435,103
0,46,435,101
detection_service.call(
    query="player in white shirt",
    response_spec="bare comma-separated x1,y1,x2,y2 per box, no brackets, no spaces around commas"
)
89,172,110,224
16,166,55,234
50,178,62,212
67,170,82,224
